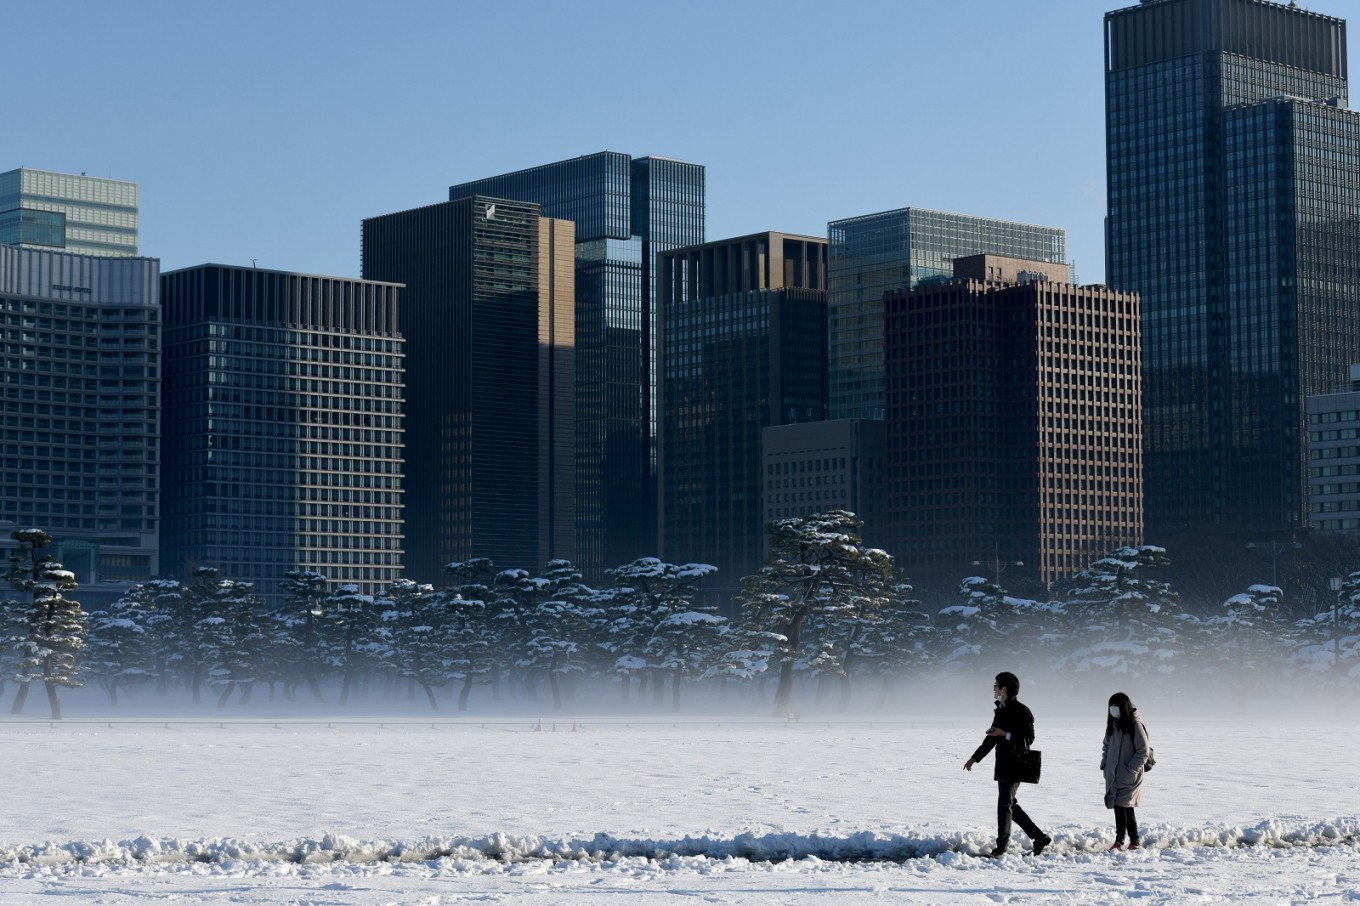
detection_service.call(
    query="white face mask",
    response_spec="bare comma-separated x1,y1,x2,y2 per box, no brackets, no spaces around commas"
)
1109,705,1122,718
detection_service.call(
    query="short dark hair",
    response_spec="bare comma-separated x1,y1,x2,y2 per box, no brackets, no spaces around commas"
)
995,672,1020,698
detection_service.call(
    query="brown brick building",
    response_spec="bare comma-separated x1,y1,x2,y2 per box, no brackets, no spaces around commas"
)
884,254,1142,589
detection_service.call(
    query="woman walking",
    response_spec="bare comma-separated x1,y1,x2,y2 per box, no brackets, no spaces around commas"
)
1101,692,1149,850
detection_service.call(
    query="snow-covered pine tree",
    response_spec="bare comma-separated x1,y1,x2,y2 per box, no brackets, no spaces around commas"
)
441,558,498,711
4,528,85,719
319,583,381,706
84,584,161,705
376,578,448,709
605,558,719,709
1055,545,1182,681
521,560,600,711
724,511,895,715
274,570,330,702
849,575,933,707
199,577,266,707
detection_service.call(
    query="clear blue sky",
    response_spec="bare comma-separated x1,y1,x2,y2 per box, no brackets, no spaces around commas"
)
9,0,1117,282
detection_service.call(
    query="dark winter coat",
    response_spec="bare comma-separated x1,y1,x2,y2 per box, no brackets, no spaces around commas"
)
1101,714,1149,808
971,699,1037,783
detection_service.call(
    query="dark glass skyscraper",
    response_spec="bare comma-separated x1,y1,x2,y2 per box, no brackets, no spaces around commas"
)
1106,0,1359,538
449,153,704,577
160,264,405,601
658,232,828,586
827,207,1066,420
362,197,576,583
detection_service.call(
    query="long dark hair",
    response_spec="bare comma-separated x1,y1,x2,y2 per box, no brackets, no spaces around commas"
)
1105,691,1136,737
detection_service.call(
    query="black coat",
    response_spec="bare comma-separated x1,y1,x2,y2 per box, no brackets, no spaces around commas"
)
971,699,1037,782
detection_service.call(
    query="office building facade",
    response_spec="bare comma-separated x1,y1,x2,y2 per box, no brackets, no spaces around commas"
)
1106,0,1359,538
0,245,160,598
161,264,404,601
827,207,1065,420
362,197,575,583
449,152,704,576
762,419,886,547
0,168,138,257
1306,365,1360,533
885,256,1143,588
659,232,827,585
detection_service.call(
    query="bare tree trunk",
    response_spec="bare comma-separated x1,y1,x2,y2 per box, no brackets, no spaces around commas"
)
217,681,236,708
239,682,253,706
459,674,474,711
548,671,563,710
340,670,353,706
620,673,631,703
671,670,681,713
652,669,664,707
422,682,439,710
11,681,31,715
837,674,852,713
45,681,62,720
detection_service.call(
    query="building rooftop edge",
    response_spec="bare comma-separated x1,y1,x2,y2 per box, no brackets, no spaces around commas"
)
161,262,404,288
827,205,1066,234
0,166,139,187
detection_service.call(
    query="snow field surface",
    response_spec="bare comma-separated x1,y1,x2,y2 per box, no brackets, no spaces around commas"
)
0,706,1357,904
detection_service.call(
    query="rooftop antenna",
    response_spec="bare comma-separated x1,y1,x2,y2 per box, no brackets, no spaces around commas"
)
250,259,257,268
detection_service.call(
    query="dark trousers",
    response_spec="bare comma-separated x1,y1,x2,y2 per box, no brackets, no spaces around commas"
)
1114,806,1139,844
997,781,1044,847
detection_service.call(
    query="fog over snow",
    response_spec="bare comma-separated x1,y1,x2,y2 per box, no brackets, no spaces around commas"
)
0,678,1356,904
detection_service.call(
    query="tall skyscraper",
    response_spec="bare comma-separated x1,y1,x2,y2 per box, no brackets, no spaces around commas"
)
0,245,160,600
160,264,405,601
449,152,705,576
658,232,827,586
885,255,1143,588
0,168,138,257
1106,0,1359,538
362,197,576,583
827,207,1065,420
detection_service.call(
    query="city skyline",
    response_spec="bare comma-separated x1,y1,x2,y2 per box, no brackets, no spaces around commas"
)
8,0,1111,283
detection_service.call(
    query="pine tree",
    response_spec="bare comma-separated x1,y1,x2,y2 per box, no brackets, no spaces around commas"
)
275,570,330,702
1055,545,1183,681
721,511,894,715
4,529,85,719
376,578,450,709
320,583,382,706
442,558,499,711
605,558,719,708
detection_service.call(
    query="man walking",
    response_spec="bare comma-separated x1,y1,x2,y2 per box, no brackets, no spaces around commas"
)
964,671,1053,857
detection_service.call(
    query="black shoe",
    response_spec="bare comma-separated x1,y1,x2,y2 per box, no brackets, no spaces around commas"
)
1032,835,1053,856
988,846,1007,858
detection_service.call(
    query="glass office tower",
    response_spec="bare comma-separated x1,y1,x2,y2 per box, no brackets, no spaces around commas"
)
362,198,576,583
0,245,160,601
827,207,1065,420
449,152,704,578
161,265,405,601
658,232,828,588
1105,0,1359,538
0,168,138,257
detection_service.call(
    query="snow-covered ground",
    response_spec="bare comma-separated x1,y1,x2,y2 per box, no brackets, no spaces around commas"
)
0,690,1356,904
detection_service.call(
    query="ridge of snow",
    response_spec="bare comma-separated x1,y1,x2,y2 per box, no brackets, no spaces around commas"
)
2,818,1356,871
